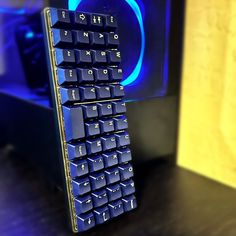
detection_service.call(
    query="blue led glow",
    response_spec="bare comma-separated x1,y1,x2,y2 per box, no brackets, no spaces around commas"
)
68,0,145,86
25,31,35,39
0,8,26,15
163,0,171,91
121,0,145,86
68,0,82,11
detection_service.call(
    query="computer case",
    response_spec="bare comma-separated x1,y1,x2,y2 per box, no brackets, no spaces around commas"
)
0,0,185,188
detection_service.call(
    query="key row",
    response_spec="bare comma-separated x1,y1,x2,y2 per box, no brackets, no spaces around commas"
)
55,49,121,66
76,195,137,232
58,68,123,85
60,85,125,104
53,29,119,48
68,132,131,156
62,102,126,142
72,174,135,197
70,156,133,181
85,116,128,137
68,140,131,162
50,8,117,30
74,182,135,215
71,164,134,192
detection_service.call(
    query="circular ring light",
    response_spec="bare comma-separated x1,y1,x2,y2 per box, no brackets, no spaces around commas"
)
68,0,145,86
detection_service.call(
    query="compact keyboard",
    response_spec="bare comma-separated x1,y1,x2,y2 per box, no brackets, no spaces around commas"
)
42,8,137,233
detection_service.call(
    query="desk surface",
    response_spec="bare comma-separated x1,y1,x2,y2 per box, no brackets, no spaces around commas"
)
0,148,236,236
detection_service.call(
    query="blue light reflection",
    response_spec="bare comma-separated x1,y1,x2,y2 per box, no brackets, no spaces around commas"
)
0,8,26,15
68,0,145,87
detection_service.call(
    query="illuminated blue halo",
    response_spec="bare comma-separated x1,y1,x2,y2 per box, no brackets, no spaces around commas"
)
68,0,145,86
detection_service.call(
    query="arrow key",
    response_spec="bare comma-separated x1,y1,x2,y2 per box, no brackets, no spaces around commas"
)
72,177,91,196
74,12,88,27
94,206,110,225
90,32,105,46
70,159,89,179
92,189,108,208
74,194,93,215
77,212,95,232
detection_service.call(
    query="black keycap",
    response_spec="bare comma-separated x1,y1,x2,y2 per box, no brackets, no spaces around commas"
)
115,132,131,147
92,50,107,64
117,148,132,163
80,86,96,101
108,200,124,218
122,195,137,212
57,68,77,85
90,32,105,46
90,172,106,190
76,50,92,64
106,184,122,202
108,68,123,82
92,189,108,208
88,155,104,172
67,143,87,160
55,49,75,66
94,206,110,224
82,104,98,119
77,68,94,83
120,179,135,196
99,118,115,133
97,103,113,117
52,29,73,47
50,8,71,28
74,12,88,27
105,167,120,185
104,15,118,30
72,177,91,196
62,106,85,142
105,32,119,47
77,212,95,232
90,14,104,28
118,163,134,181
101,135,116,151
74,195,93,215
60,87,80,104
107,50,121,64
74,30,90,46
86,138,102,155
95,86,111,99
102,151,118,168
113,116,128,131
85,121,100,136
70,159,89,178
110,85,125,98
112,101,127,114
93,68,109,82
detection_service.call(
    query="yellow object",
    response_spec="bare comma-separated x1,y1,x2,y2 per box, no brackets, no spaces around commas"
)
177,0,236,188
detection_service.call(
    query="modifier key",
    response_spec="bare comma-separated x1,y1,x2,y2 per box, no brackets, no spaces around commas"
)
50,8,71,28
62,106,85,142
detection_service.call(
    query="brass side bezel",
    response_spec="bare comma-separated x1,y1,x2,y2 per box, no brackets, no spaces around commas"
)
43,8,78,233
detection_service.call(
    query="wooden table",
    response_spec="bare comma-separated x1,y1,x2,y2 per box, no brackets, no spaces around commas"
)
0,147,235,236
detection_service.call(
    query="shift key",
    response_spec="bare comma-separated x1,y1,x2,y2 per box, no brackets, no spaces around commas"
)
62,106,85,142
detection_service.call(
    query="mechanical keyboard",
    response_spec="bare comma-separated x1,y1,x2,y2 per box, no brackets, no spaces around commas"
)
42,8,137,233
